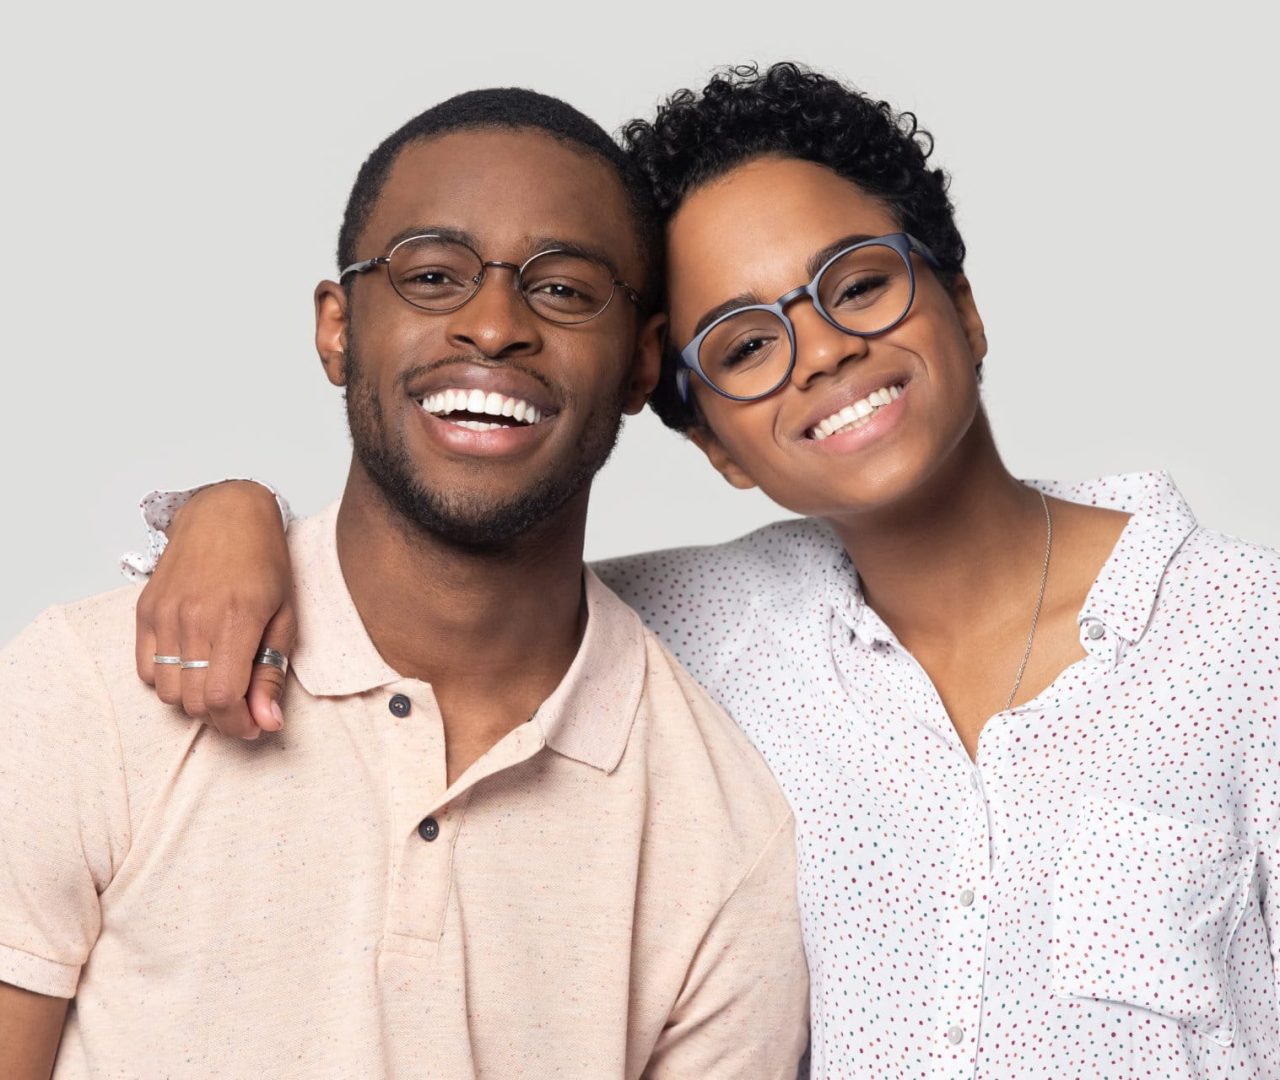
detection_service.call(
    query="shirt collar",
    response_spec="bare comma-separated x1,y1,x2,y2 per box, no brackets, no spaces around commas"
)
1031,471,1197,644
822,471,1198,648
288,502,646,772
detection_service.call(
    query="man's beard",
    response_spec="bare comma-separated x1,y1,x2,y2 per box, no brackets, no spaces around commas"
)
343,339,627,551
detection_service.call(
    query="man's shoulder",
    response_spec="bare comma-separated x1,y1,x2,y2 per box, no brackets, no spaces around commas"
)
631,619,792,828
6,585,141,674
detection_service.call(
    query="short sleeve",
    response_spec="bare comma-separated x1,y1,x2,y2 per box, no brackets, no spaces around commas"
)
0,608,131,997
119,479,294,582
643,813,809,1078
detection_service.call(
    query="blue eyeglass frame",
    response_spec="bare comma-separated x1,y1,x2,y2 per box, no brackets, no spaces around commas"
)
676,231,942,403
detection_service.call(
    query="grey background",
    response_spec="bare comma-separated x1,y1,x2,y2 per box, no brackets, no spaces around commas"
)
2,1,1276,644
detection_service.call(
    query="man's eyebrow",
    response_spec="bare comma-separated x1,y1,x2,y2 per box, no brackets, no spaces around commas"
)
806,234,878,278
528,236,625,280
381,225,481,252
690,293,765,339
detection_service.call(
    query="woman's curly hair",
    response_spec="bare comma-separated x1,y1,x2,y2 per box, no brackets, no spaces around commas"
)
621,62,966,432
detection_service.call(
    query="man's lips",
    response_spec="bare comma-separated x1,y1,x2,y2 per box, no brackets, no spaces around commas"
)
406,363,560,421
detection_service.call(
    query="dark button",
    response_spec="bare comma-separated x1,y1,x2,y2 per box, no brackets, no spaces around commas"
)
417,817,440,842
389,693,411,717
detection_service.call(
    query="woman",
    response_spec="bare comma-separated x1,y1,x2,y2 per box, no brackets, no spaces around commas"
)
131,64,1280,1077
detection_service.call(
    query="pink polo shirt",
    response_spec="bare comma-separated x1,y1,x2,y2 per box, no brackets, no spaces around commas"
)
0,503,807,1078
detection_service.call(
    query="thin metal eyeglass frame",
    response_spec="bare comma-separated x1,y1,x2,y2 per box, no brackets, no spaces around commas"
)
338,233,642,325
676,231,942,402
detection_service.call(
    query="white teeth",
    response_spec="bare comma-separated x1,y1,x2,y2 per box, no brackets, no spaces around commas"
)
809,384,905,441
418,387,548,427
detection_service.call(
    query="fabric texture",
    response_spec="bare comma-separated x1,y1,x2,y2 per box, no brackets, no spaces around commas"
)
5,504,808,1079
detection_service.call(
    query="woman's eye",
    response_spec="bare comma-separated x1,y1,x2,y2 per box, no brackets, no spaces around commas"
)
724,337,769,366
836,273,890,304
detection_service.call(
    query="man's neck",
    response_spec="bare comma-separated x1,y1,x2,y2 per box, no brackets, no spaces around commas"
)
335,462,589,780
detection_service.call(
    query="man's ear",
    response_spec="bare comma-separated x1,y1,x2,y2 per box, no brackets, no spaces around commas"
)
622,312,666,415
947,273,988,369
687,423,758,491
315,280,351,387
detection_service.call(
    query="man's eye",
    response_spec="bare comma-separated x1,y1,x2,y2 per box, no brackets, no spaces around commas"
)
408,270,457,287
531,282,583,299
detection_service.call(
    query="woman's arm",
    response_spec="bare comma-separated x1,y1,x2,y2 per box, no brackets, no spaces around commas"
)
134,481,296,740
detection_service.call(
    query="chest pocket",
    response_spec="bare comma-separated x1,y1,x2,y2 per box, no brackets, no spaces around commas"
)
1051,795,1257,1046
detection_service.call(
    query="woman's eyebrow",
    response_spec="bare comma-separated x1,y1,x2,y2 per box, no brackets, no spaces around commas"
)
691,293,763,338
806,233,877,277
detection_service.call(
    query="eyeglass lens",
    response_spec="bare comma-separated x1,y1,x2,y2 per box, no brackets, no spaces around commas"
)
697,241,914,399
387,236,618,324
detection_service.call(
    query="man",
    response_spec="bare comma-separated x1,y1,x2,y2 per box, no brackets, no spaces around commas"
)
0,89,807,1078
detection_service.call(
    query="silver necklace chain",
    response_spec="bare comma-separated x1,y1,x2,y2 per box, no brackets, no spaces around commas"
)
1004,490,1053,712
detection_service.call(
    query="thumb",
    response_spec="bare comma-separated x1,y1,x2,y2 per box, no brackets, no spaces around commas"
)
247,605,298,732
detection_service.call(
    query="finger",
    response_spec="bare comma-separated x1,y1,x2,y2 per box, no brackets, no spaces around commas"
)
205,617,262,741
136,600,158,686
178,610,213,722
152,609,184,707
246,605,297,733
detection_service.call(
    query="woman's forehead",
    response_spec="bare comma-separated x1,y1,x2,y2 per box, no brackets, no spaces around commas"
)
665,157,900,320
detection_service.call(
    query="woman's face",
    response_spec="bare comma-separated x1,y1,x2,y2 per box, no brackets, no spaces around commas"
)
665,155,989,521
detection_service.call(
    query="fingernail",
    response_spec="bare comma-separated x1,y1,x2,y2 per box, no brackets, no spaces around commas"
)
270,701,284,728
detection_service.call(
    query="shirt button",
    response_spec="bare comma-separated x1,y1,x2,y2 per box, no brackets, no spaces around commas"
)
1085,622,1105,640
958,888,975,907
417,817,439,842
389,693,411,717
946,1025,965,1045
969,773,980,791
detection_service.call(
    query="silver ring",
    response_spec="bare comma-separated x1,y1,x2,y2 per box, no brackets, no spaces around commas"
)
180,660,211,670
153,655,182,665
254,647,289,675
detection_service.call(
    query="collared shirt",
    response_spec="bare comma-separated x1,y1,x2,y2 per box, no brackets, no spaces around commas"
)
595,472,1280,1079
2,503,808,1079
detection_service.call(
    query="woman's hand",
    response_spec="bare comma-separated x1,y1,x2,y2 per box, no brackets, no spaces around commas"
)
135,481,296,739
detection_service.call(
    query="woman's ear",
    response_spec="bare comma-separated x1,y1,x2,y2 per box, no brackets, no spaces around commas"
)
623,312,666,415
947,273,988,369
315,280,351,387
687,424,759,490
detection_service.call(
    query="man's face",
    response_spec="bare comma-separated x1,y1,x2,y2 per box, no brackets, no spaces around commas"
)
319,128,651,547
665,155,988,523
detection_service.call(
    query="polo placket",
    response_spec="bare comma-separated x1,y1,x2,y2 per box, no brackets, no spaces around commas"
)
381,681,548,958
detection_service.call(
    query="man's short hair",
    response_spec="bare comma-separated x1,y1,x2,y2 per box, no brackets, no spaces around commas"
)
338,88,663,312
621,62,968,432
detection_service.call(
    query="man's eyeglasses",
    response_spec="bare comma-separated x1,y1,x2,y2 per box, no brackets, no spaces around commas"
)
340,234,642,326
677,232,941,402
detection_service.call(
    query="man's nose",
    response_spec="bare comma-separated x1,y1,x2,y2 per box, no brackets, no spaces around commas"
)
445,267,542,359
787,300,869,390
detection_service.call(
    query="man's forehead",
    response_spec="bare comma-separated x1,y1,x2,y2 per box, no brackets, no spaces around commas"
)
367,129,635,259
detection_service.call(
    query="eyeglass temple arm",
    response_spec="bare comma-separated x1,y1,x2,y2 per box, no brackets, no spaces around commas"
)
907,236,942,269
338,256,388,281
